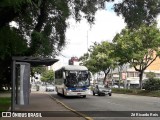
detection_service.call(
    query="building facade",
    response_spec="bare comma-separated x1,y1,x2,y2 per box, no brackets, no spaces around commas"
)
106,56,160,88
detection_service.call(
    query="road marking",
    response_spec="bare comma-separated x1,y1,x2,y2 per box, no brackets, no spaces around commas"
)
47,93,93,120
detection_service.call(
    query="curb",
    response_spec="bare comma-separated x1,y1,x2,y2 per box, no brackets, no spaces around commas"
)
47,93,93,120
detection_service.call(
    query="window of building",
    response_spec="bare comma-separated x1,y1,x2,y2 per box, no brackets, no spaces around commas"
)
127,72,134,77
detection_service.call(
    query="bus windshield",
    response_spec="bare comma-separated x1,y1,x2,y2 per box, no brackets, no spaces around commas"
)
65,71,89,87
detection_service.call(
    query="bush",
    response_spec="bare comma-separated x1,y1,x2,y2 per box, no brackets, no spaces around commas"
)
143,78,160,91
112,88,133,94
112,88,160,97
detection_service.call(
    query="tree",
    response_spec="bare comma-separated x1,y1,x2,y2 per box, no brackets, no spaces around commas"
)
0,26,28,90
41,70,54,83
79,53,89,66
0,0,114,90
80,41,116,84
113,24,160,89
114,0,160,29
0,0,114,57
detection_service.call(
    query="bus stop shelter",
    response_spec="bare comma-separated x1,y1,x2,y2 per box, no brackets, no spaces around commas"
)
11,56,58,111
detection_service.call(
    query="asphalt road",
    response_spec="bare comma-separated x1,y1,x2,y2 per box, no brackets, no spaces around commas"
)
50,92,160,120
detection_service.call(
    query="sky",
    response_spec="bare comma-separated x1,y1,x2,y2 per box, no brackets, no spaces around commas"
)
55,1,126,66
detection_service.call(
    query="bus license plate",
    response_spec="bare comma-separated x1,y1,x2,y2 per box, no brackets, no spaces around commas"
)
77,93,81,95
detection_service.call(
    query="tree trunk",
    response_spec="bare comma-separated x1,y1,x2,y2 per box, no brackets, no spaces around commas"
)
103,73,107,84
103,69,110,85
139,71,144,89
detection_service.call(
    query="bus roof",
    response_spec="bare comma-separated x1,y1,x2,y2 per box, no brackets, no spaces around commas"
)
61,65,88,71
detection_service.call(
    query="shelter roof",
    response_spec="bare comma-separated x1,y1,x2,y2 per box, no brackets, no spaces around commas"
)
12,56,58,66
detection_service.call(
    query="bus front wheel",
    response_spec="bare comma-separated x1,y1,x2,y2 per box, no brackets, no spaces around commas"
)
82,95,86,98
56,87,60,95
62,89,66,97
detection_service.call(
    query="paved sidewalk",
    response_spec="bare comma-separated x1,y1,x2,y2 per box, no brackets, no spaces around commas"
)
1,92,87,120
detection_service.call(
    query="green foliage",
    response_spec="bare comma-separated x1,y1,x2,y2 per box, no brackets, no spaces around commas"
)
114,0,160,29
80,41,117,83
41,70,54,83
114,24,160,67
112,88,160,97
31,66,46,77
0,27,27,59
0,0,31,8
79,53,89,65
0,0,114,57
0,0,115,90
143,78,160,91
81,41,116,73
146,72,156,79
112,88,134,94
0,97,11,112
0,26,28,90
113,24,160,89
0,97,11,104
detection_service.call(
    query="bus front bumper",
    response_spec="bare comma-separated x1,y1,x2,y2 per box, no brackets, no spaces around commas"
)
65,90,88,96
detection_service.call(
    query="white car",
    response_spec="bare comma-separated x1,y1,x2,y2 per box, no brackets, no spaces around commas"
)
46,85,54,92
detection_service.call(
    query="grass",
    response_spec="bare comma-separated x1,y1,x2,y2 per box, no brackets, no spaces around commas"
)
112,88,160,97
0,97,11,112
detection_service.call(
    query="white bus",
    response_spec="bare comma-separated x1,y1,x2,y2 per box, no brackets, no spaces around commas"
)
55,65,91,98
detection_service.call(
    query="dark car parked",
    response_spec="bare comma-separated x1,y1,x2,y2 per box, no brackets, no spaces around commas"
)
92,84,112,96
